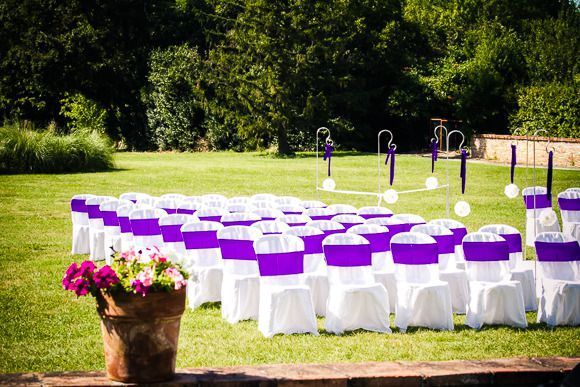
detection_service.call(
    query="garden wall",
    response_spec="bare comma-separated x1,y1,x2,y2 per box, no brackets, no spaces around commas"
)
471,134,580,168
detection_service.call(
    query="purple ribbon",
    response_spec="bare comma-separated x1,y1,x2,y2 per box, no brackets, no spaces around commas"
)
339,222,362,230
183,230,219,249
281,210,304,215
386,223,407,236
451,227,467,246
463,241,509,262
323,244,372,267
384,146,396,186
322,228,345,237
222,220,258,227
523,194,551,209
130,218,161,236
547,151,553,201
360,213,392,220
162,208,177,214
101,210,119,227
87,204,103,220
323,142,333,177
499,233,522,254
558,198,580,211
176,208,196,215
219,239,256,260
301,234,325,255
391,243,438,265
460,149,467,194
431,234,455,254
309,214,334,221
257,251,304,276
160,224,184,243
70,199,88,213
535,241,580,262
359,233,389,253
510,144,517,184
198,215,223,222
118,216,132,233
287,221,308,227
431,139,438,173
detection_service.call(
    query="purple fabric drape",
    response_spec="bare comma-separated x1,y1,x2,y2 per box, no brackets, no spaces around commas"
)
391,243,438,265
510,144,517,184
101,210,119,227
558,198,580,211
198,215,223,222
463,241,509,262
431,139,438,173
176,208,196,215
71,199,88,213
535,241,580,262
431,234,455,254
257,251,304,276
359,233,389,253
222,220,258,227
547,151,553,201
301,234,325,255
323,244,372,267
183,230,219,249
499,233,522,254
523,194,551,209
323,143,334,177
460,149,467,194
118,216,132,233
87,204,103,220
451,227,468,246
130,218,161,236
160,224,184,243
219,239,256,260
360,213,392,220
384,146,396,186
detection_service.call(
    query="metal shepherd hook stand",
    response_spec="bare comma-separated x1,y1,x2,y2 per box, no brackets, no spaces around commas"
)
445,129,466,218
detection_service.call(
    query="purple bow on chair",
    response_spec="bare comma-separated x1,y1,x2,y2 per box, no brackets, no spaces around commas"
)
323,142,333,177
384,146,396,186
431,139,438,173
510,144,517,184
547,150,553,201
460,149,467,194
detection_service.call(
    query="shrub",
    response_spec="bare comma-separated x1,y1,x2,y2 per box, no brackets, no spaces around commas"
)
60,93,108,134
0,125,114,173
510,82,579,138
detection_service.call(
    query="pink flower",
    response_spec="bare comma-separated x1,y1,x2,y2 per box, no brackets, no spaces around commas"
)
72,278,90,296
135,267,154,287
93,265,119,289
131,279,149,297
79,261,96,277
62,263,80,290
164,267,187,290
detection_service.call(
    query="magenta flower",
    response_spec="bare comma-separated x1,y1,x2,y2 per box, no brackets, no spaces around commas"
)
62,262,80,290
93,265,119,289
79,261,96,277
72,278,91,297
131,279,149,297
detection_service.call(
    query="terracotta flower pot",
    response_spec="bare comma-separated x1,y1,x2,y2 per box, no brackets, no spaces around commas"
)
96,288,186,383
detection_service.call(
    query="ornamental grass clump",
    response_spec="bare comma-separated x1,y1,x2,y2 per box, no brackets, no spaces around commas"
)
63,248,188,298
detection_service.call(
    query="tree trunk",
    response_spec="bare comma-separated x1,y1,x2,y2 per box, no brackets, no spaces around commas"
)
277,121,291,155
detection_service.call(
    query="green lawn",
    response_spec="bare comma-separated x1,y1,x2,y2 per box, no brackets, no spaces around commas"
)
0,151,579,373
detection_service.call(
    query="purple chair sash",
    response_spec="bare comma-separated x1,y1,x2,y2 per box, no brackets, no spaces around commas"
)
402,222,426,232
431,234,455,254
391,243,438,265
257,251,304,276
130,218,161,236
176,208,196,215
359,233,389,253
160,224,184,242
499,233,522,254
323,244,372,267
102,210,119,227
219,239,256,260
463,241,509,261
386,223,407,236
360,213,392,220
259,216,276,221
523,194,551,209
451,227,467,246
322,228,345,237
301,234,325,255
183,230,219,249
222,220,258,227
339,222,363,230
118,216,132,233
162,208,177,214
199,215,222,222
558,198,580,211
282,210,303,215
535,241,580,262
71,199,88,213
309,215,333,221
87,204,103,219
287,221,308,227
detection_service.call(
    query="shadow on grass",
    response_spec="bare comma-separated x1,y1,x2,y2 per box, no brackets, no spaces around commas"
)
256,151,374,159
0,167,130,176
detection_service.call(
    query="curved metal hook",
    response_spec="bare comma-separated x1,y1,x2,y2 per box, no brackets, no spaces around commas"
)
378,129,396,151
446,129,465,150
510,127,530,145
433,125,448,144
317,127,331,144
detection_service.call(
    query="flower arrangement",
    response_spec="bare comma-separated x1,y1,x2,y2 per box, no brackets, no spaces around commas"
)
63,247,188,297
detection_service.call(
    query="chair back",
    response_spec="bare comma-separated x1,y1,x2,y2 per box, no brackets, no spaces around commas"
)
285,225,326,273
300,200,327,209
274,196,301,206
181,221,224,266
331,214,365,230
348,224,391,272
154,198,179,214
391,214,426,232
277,204,305,215
119,192,142,203
357,206,393,220
202,193,228,208
558,190,580,223
70,194,94,225
251,193,277,202
159,213,198,254
254,234,305,286
227,196,250,205
322,233,374,285
136,195,157,208
86,196,117,229
304,207,335,221
196,206,229,222
129,208,166,251
226,203,257,213
277,214,312,227
250,200,275,209
478,224,522,269
160,193,186,201
176,201,203,215
100,199,124,228
217,226,262,275
252,220,290,235
252,207,284,221
535,232,580,281
410,224,456,271
327,203,357,215
429,218,468,261
462,232,511,282
306,220,346,236
390,232,439,284
522,186,551,214
221,212,261,227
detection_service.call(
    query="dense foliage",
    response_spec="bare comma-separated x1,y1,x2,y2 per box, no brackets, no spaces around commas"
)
0,0,578,153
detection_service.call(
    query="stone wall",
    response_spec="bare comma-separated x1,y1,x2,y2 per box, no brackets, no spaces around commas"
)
471,134,580,168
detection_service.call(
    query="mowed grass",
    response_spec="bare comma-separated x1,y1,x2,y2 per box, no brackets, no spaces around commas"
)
0,151,579,373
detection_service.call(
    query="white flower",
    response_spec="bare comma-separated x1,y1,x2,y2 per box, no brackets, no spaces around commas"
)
504,183,520,199
322,178,336,191
539,208,557,226
454,200,471,217
383,189,398,204
425,176,439,190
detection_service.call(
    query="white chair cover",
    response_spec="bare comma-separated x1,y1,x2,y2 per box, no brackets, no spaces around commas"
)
348,224,396,313
182,221,224,309
176,201,203,215
277,214,312,227
251,193,277,202
463,232,527,329
534,232,580,326
410,224,468,314
221,212,261,227
86,196,117,261
116,203,135,252
159,213,198,256
331,214,365,231
129,207,167,253
558,191,580,240
277,204,306,215
327,203,357,215
119,192,142,203
357,206,393,220
180,196,203,204
274,196,301,206
566,187,580,193
217,226,263,323
300,200,327,209
136,195,157,208
254,234,318,337
306,220,346,236
303,207,336,221
252,207,284,221
429,218,468,268
100,199,125,262
252,220,290,235
70,194,94,254
522,186,561,246
202,193,228,208
478,224,537,311
227,196,250,205
160,193,187,201
154,198,179,214
226,203,257,213
196,206,229,223
250,200,275,209
323,233,391,334
284,226,329,316
391,232,454,332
